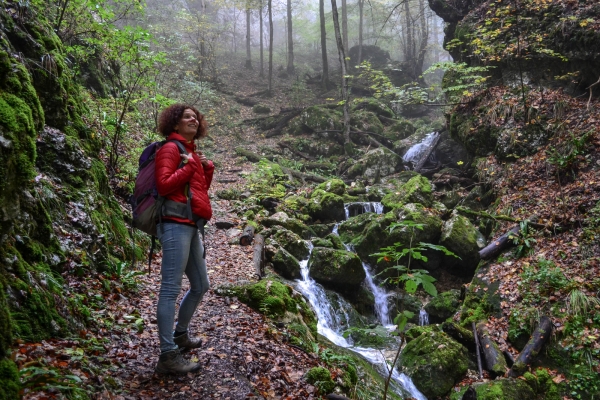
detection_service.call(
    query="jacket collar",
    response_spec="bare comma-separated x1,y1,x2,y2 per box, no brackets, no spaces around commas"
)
166,132,195,151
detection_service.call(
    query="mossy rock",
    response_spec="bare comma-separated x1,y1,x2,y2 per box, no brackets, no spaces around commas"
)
350,110,385,135
460,262,503,326
522,368,562,400
351,98,395,119
315,178,347,196
0,358,20,400
346,147,402,182
305,366,335,394
271,247,302,279
309,223,336,238
389,292,423,325
261,212,315,238
311,238,335,248
346,325,395,348
307,189,345,222
324,233,345,250
425,289,461,323
381,175,433,210
450,109,499,156
252,104,271,114
404,324,441,342
272,228,309,261
473,378,536,400
385,119,416,141
440,210,486,276
308,248,366,288
337,211,378,244
398,330,469,398
294,105,343,134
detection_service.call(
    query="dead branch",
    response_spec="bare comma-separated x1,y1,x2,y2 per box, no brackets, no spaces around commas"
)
508,316,553,377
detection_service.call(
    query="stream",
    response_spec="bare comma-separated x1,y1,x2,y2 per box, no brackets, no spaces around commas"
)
295,202,427,400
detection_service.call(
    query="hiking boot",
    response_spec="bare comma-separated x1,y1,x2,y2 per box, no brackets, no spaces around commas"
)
174,331,203,351
155,349,200,374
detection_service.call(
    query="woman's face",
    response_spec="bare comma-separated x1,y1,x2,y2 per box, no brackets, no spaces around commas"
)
175,108,199,140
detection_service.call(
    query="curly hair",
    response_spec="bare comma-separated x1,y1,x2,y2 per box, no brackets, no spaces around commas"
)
157,103,208,139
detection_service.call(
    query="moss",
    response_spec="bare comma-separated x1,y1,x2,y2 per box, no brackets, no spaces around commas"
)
381,175,433,210
0,280,12,358
307,190,345,222
350,110,385,134
0,358,20,400
252,104,271,114
474,378,535,399
385,119,416,140
399,330,469,398
315,179,347,196
305,367,335,394
308,248,366,287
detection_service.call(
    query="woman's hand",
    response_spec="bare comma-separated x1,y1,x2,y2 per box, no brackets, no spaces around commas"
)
181,153,194,164
197,152,210,167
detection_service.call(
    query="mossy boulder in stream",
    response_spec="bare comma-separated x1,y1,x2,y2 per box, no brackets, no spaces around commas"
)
470,378,536,400
315,178,347,196
398,330,469,398
308,189,345,222
308,248,366,288
381,175,433,209
272,228,310,261
271,247,302,280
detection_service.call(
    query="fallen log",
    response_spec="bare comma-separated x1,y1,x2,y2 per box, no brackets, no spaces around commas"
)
234,96,259,106
252,234,265,279
479,225,521,260
239,225,256,246
476,322,508,377
472,322,484,379
508,316,553,377
414,132,442,173
456,207,550,230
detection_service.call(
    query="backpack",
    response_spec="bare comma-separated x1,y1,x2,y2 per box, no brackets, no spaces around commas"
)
130,140,187,271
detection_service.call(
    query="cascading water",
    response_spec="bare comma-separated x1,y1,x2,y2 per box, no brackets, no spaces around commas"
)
295,206,426,399
344,202,384,219
403,132,439,167
419,309,429,326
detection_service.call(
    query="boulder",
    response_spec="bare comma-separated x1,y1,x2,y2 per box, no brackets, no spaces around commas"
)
315,178,347,196
424,289,461,323
307,189,345,222
337,212,379,244
272,228,310,261
472,378,536,400
308,247,366,288
288,105,343,135
384,118,416,141
261,212,315,238
271,247,301,280
346,147,402,182
398,330,469,398
351,98,395,119
350,110,385,134
439,210,486,276
435,131,470,167
381,175,434,210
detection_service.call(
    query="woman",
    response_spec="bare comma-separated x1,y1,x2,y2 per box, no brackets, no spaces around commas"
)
154,104,214,374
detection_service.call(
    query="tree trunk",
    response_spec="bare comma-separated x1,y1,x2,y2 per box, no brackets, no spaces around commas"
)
245,5,252,69
239,225,256,246
268,0,273,94
508,316,553,377
259,0,264,77
330,0,351,152
319,0,329,90
415,0,429,82
358,0,364,64
253,234,265,278
286,0,294,74
442,321,475,351
403,0,413,63
341,0,348,52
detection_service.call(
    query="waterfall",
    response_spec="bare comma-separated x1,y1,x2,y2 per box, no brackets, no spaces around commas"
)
296,245,427,400
344,202,384,219
419,309,429,326
403,132,438,166
305,205,425,399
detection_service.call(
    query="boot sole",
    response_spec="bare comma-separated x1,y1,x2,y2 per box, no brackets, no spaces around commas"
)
155,363,201,375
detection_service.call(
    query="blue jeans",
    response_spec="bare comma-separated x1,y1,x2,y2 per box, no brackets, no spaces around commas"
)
156,223,209,353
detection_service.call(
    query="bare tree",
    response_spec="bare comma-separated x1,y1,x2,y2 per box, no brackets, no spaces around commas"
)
268,0,273,93
319,0,329,89
286,0,294,74
245,3,252,69
330,0,350,150
259,0,264,77
358,0,364,64
342,0,348,52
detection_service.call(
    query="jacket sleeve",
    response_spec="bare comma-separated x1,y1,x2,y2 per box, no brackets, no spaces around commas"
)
155,143,197,197
203,160,215,189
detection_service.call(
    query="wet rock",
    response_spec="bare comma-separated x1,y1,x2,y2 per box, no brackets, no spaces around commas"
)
381,175,434,210
272,228,310,261
308,248,366,288
271,247,301,280
307,189,345,222
440,210,486,276
424,289,461,323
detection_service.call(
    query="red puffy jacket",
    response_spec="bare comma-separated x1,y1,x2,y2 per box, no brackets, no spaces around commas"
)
155,133,214,223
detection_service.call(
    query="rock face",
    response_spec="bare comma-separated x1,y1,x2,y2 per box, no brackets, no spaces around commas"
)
399,330,470,398
440,211,486,275
308,248,366,288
